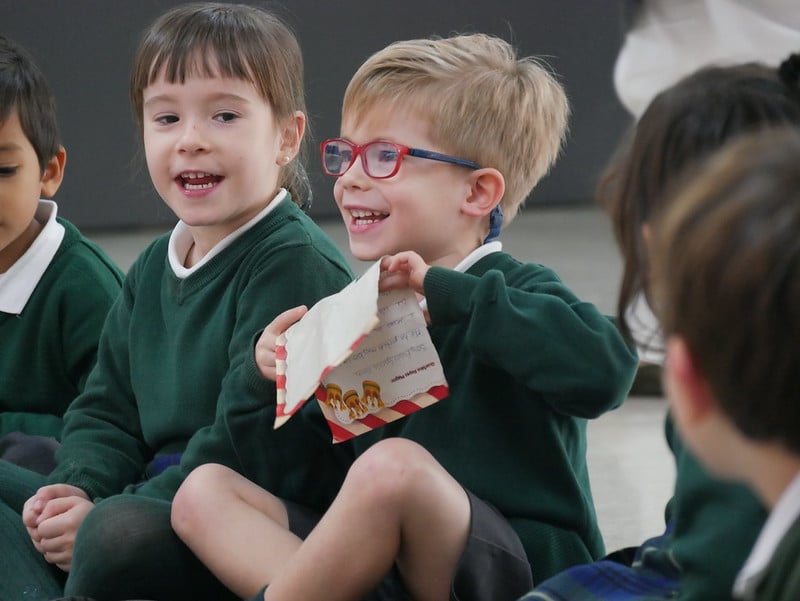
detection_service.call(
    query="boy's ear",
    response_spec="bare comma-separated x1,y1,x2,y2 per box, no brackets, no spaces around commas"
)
462,167,505,218
277,111,306,164
40,146,66,199
665,335,719,427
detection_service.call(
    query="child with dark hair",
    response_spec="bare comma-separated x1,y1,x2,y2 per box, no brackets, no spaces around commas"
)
522,53,800,601
0,35,122,474
654,127,800,601
0,4,353,600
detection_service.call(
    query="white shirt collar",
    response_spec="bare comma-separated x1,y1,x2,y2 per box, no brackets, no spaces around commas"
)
168,188,287,278
0,200,65,315
419,241,502,312
452,240,503,273
734,472,800,600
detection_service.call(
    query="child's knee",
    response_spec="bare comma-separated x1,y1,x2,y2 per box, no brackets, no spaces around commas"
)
171,462,232,536
345,438,438,505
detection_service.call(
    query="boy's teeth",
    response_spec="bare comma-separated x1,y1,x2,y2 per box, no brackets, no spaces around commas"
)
350,209,387,225
351,209,386,225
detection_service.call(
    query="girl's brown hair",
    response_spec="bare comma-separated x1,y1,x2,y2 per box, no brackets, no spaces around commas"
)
653,128,800,452
129,2,310,207
601,57,800,347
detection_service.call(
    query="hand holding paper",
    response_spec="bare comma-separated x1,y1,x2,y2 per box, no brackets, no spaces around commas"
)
274,261,448,442
254,305,309,382
379,251,430,295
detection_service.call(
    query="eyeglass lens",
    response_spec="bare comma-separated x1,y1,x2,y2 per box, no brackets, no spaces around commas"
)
322,140,401,178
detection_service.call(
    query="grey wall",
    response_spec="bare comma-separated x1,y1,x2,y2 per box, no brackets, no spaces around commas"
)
4,1,630,229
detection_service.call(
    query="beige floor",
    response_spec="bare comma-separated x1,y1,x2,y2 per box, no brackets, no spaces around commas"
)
86,205,675,553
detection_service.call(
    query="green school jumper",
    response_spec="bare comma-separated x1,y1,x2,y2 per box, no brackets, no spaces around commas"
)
667,418,767,601
752,515,800,601
47,198,354,508
0,218,123,439
353,252,639,582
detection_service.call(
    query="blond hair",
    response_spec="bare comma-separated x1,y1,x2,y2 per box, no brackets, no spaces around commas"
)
342,34,569,223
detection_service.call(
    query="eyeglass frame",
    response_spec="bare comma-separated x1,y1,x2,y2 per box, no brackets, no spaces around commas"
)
319,138,481,180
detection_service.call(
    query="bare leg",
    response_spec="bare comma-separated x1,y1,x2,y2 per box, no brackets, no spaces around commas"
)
265,438,471,601
171,463,300,598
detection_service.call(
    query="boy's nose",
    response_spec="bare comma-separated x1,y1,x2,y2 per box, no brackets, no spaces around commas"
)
339,154,370,187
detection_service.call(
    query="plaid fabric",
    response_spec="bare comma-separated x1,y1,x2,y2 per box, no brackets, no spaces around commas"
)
519,527,680,601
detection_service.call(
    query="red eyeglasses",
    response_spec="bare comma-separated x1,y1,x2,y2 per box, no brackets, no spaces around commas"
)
320,138,481,179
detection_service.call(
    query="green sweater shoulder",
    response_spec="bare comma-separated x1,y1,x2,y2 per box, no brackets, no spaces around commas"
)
0,217,123,439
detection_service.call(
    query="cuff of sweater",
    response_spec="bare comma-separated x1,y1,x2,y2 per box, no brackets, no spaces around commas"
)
45,469,102,501
424,266,480,325
245,330,277,399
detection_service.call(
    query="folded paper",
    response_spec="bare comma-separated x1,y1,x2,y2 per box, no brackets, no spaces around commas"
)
275,261,448,442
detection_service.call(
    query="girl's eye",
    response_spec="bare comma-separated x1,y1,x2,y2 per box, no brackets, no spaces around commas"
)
154,114,179,125
0,166,18,177
214,112,238,123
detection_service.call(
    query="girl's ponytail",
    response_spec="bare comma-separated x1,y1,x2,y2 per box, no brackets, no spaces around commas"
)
284,160,313,212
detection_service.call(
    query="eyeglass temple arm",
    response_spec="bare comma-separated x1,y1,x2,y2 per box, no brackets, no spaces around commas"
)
407,148,481,170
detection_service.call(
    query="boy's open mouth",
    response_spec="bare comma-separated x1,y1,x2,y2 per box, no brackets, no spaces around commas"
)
350,209,388,226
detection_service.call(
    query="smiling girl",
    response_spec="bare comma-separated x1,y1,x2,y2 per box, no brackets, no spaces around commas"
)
0,4,354,600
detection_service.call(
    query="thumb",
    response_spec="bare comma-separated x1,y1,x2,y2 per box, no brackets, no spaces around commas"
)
267,305,308,337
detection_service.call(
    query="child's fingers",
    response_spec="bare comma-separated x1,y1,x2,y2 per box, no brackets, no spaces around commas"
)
378,271,410,292
265,305,308,336
22,497,41,529
37,496,81,523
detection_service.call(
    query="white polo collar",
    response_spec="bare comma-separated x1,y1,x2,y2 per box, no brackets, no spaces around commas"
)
0,200,65,315
734,472,800,599
168,188,287,278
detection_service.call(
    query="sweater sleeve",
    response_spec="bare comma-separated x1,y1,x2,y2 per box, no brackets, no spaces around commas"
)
47,253,147,498
423,262,637,418
129,240,354,504
0,412,63,439
58,241,124,394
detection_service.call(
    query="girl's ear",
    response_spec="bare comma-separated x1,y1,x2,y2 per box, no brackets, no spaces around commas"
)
40,146,66,199
461,167,505,218
277,111,306,165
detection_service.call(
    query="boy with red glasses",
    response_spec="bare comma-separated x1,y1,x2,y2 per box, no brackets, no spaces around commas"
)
172,33,637,601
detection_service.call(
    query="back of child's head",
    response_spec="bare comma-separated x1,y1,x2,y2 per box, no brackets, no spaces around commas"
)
653,127,800,454
341,33,569,224
0,35,61,172
602,54,800,343
129,2,309,205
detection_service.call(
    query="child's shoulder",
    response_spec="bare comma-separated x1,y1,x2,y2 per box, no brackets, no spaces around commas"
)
51,217,124,287
243,201,351,274
753,510,800,601
471,250,565,287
